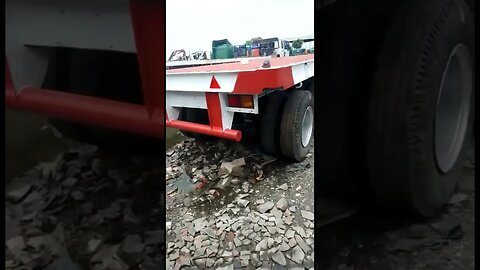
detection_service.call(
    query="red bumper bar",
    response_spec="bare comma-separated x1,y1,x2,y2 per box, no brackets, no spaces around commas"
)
6,87,164,139
166,119,242,142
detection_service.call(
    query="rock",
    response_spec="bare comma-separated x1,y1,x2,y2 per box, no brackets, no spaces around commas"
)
6,185,32,204
194,258,206,268
448,193,469,205
288,238,297,247
257,202,275,213
206,258,215,267
267,238,275,248
234,238,242,247
256,199,265,205
219,158,246,176
122,234,145,254
216,264,234,270
289,206,296,212
276,198,288,211
271,251,287,266
6,235,26,253
285,230,295,239
215,178,231,189
86,238,102,254
214,258,224,266
144,230,165,245
237,199,250,208
279,241,291,252
290,246,305,264
71,191,85,201
80,202,94,216
295,234,311,253
90,244,120,264
259,251,269,261
278,183,288,191
204,227,216,238
271,208,283,220
183,214,194,222
255,239,268,252
61,177,77,188
301,210,314,221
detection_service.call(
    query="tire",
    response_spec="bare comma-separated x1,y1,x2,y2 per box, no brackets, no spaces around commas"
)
178,108,215,142
258,92,287,155
368,0,474,217
279,90,314,161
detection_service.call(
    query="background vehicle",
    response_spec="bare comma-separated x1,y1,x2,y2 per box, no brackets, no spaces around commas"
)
5,0,475,218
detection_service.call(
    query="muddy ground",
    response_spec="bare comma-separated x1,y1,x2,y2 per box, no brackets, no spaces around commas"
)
4,112,475,269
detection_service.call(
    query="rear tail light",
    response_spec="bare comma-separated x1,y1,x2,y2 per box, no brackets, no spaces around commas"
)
227,94,254,109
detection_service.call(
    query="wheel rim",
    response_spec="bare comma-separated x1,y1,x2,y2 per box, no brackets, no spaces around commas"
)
301,106,314,147
434,44,472,173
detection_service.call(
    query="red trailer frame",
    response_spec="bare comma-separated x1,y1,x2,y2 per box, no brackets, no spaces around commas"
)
5,1,166,139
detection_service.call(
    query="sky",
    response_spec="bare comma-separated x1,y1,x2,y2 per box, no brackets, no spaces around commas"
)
166,0,314,57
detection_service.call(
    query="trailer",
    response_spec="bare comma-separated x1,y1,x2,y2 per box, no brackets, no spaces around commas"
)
166,54,315,160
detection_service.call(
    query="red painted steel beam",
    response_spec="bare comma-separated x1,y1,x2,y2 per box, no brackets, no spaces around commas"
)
129,0,165,122
166,119,242,142
6,87,164,138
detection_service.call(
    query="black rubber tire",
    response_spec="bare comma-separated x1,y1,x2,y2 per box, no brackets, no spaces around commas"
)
178,108,215,142
258,92,287,155
367,0,474,217
279,90,314,161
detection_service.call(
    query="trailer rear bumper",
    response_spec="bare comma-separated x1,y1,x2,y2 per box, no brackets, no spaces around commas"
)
6,87,164,138
166,119,242,141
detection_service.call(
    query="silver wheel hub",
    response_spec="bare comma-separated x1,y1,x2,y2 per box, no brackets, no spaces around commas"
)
301,106,314,147
434,44,472,173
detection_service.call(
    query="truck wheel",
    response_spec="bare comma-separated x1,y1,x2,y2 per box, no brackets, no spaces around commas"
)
368,0,474,217
178,108,215,141
279,90,314,161
258,92,287,155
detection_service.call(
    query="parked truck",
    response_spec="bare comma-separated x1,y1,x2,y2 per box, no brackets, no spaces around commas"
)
5,0,474,218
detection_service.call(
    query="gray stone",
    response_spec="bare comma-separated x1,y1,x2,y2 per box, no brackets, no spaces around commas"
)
6,235,26,253
194,258,206,268
259,251,269,261
271,208,283,220
271,251,287,266
145,230,165,245
289,206,296,212
301,210,314,221
279,241,291,252
234,237,242,247
288,238,297,247
266,226,277,235
278,183,288,191
257,202,275,213
267,238,274,248
6,185,32,204
295,234,311,253
206,258,215,267
86,238,102,254
255,239,268,252
276,198,288,211
256,199,265,204
204,227,216,238
71,191,85,201
285,230,295,239
291,245,305,264
214,258,224,266
237,199,250,208
122,234,145,254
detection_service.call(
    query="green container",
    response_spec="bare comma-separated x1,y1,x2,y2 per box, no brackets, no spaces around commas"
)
213,44,234,59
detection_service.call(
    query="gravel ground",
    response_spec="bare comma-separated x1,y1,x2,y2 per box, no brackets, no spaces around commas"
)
4,133,474,270
165,139,315,269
